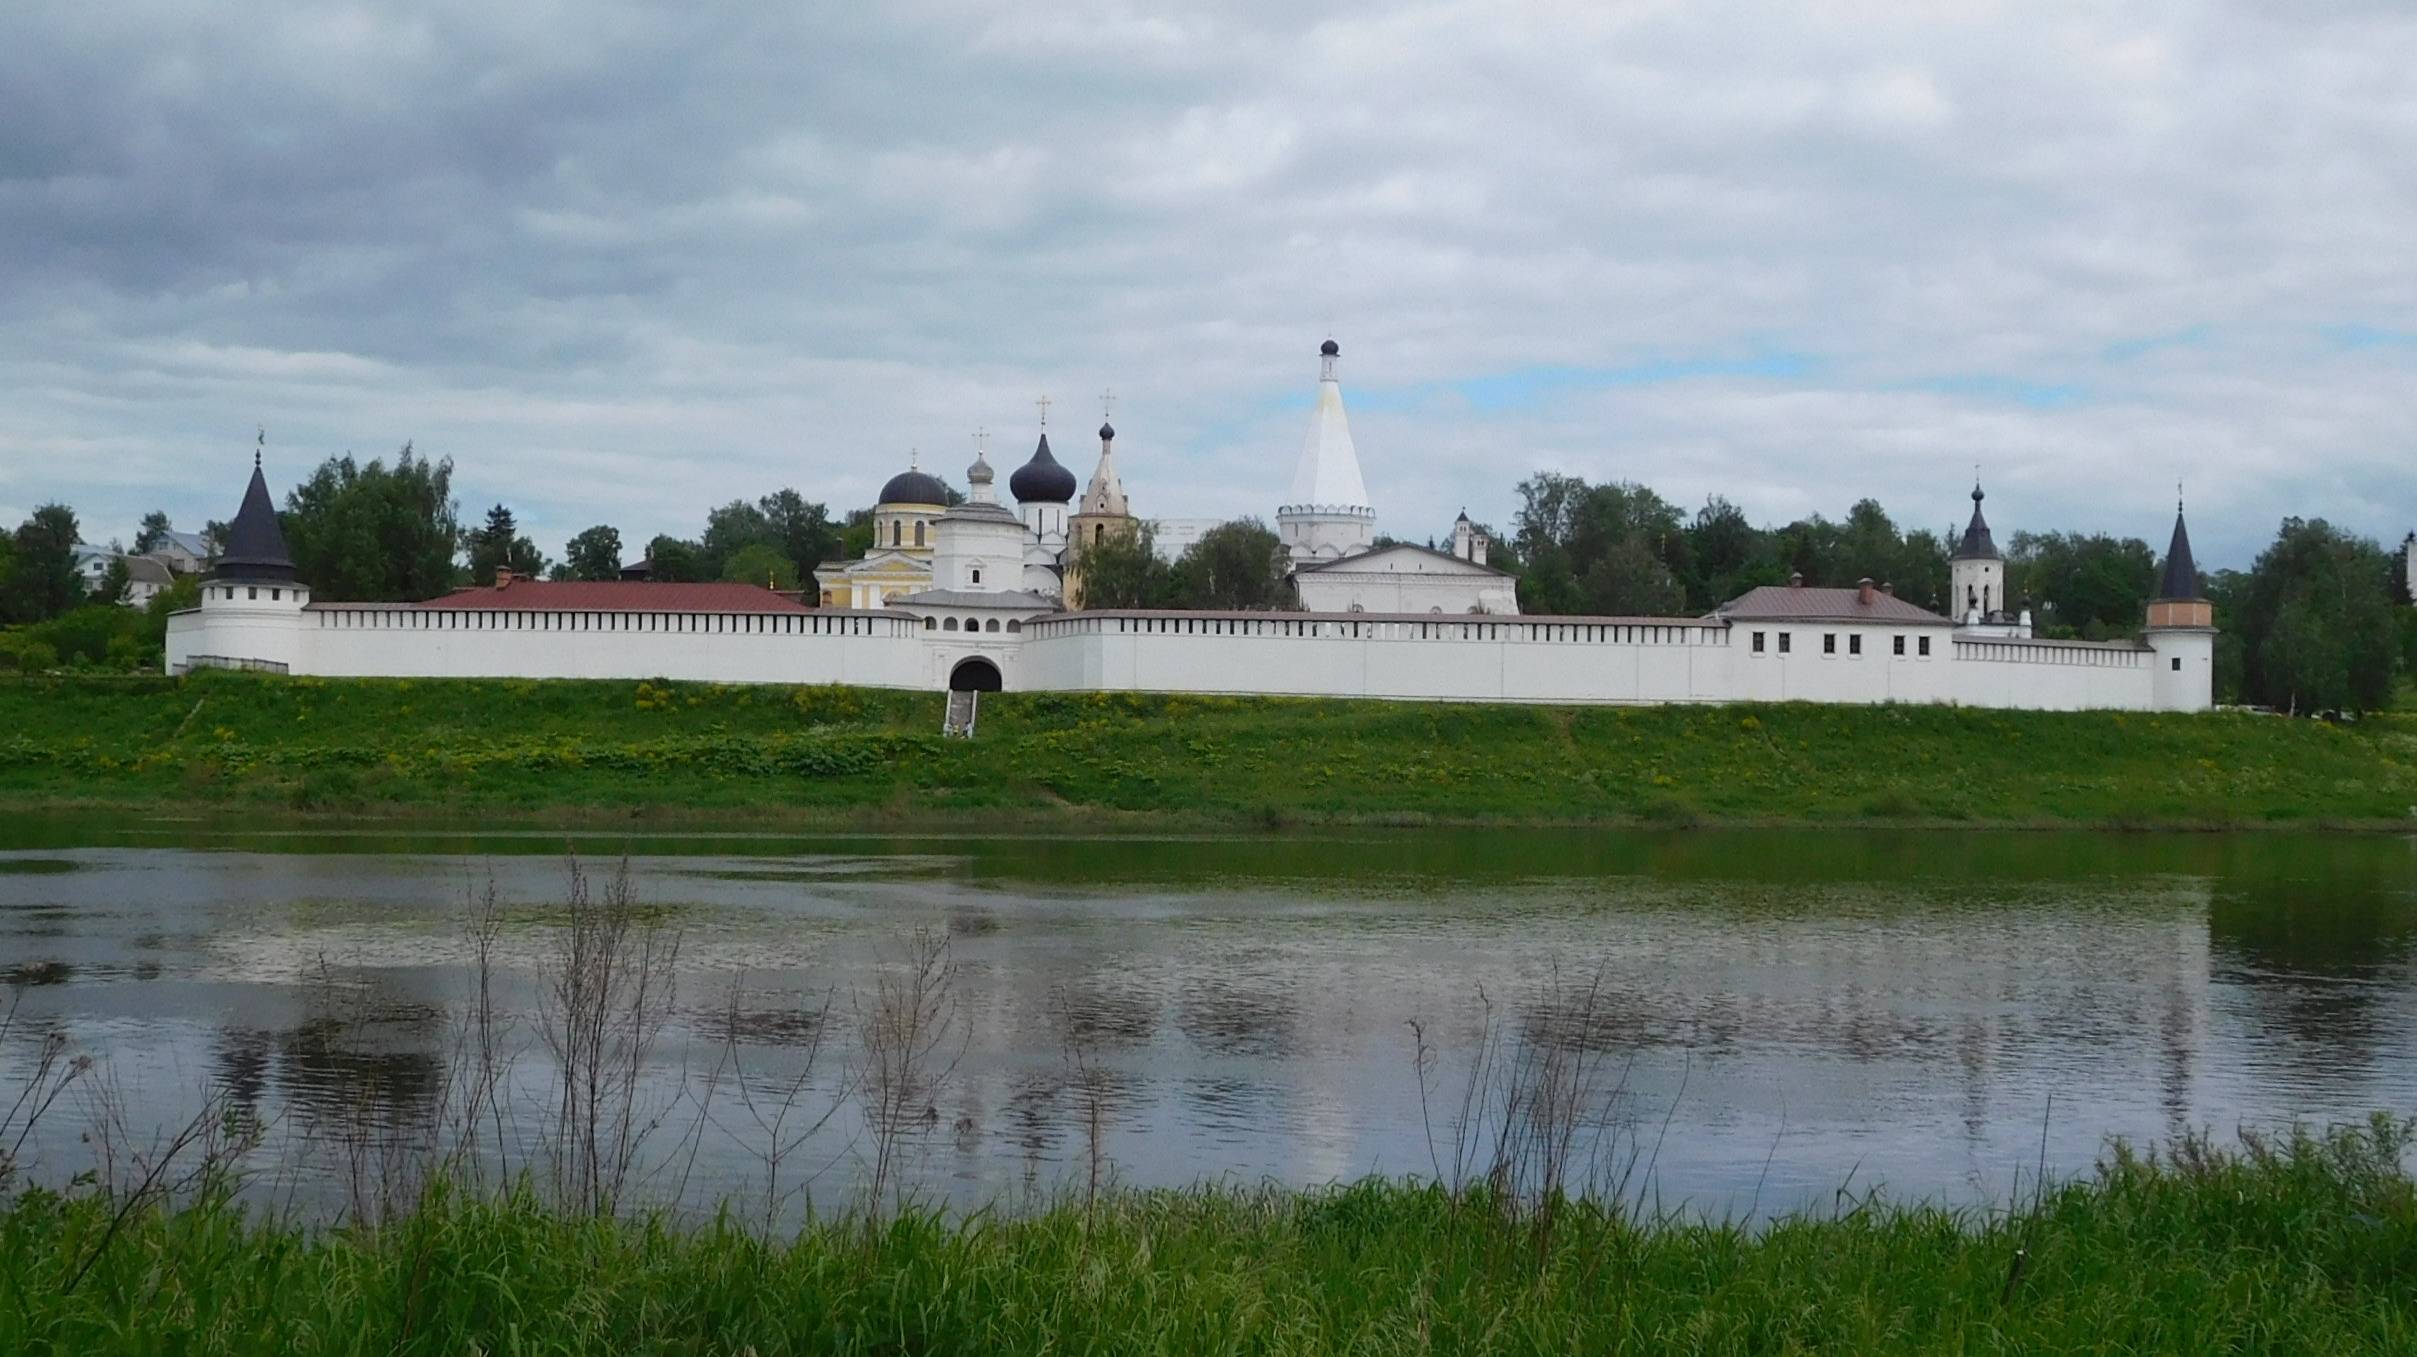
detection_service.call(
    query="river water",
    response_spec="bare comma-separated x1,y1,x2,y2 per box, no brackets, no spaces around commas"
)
2,820,2413,1221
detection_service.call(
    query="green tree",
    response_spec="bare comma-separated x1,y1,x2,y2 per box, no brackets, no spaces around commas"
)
1075,526,1176,609
721,543,800,591
838,508,875,561
2230,518,2400,714
563,525,623,581
1581,538,1687,615
1169,519,1293,610
283,445,463,601
643,535,705,582
1683,497,1779,609
697,500,777,579
93,555,131,607
2009,531,2157,639
757,489,839,578
465,504,548,584
133,510,173,555
1511,474,1687,614
5,504,84,623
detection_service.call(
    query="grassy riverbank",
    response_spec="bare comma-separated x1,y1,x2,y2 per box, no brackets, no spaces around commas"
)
3,671,2414,829
4,1120,2414,1354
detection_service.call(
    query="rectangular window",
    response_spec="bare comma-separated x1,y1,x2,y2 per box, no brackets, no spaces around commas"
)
2171,657,2182,671
1892,635,1905,656
247,586,257,600
1918,636,1932,657
1752,631,1765,654
1778,632,1792,654
1823,633,1836,655
1849,635,1862,656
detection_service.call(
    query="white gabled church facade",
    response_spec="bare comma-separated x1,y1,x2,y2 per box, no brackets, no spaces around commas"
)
165,339,2216,713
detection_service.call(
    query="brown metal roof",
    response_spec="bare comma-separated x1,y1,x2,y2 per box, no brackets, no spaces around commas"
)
1716,586,1952,626
412,579,812,613
1051,608,1717,626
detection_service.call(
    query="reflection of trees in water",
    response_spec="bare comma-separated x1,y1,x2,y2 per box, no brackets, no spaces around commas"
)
695,1000,827,1049
277,1013,449,1136
1048,979,1157,1049
211,1028,274,1116
2210,881,2417,1087
1176,977,1298,1059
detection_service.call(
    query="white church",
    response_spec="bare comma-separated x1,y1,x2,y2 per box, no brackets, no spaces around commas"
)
166,339,2216,713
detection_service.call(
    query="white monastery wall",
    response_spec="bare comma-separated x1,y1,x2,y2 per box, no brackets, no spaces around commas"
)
173,604,930,689
1949,639,2155,711
166,603,2187,711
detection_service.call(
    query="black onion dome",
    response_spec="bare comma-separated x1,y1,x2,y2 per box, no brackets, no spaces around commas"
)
1007,433,1076,504
211,457,296,582
1098,421,1115,441
1320,339,1340,356
878,468,951,506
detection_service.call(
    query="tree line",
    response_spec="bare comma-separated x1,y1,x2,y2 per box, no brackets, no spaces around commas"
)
5,446,2412,710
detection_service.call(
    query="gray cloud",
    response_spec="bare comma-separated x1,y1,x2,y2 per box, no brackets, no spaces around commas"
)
3,0,2412,567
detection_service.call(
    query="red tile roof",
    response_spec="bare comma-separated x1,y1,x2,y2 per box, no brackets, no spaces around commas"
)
416,579,812,613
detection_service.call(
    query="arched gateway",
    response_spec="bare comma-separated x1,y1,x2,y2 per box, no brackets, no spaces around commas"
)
948,657,1003,692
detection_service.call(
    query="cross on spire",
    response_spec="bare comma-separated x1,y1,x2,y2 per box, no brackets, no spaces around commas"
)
1035,394,1051,428
974,426,989,457
1100,388,1116,420
255,426,265,469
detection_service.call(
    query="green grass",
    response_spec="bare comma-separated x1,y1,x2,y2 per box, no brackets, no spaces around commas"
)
3,670,2415,829
5,1119,2416,1354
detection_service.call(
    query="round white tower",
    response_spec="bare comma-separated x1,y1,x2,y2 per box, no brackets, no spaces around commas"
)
2143,499,2216,712
1277,339,1376,562
172,450,310,674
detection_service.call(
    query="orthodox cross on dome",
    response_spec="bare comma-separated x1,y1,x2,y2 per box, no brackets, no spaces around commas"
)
973,426,989,456
1100,388,1115,420
1034,394,1051,428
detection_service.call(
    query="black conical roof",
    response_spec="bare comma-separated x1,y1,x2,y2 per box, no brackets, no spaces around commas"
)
2157,507,2201,600
211,457,296,582
1007,432,1076,504
1951,483,2000,561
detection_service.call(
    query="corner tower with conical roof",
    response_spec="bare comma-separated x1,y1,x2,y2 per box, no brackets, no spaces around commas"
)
1277,338,1375,563
2144,496,2216,711
172,446,310,675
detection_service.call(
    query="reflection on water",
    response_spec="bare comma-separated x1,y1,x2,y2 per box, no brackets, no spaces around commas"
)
0,826,2413,1221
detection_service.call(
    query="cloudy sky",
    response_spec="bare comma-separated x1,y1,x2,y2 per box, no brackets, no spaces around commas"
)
3,0,2412,570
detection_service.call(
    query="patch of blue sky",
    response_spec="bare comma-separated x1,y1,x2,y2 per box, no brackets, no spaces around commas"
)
2323,323,2417,350
1910,375,2089,410
2101,325,2212,362
1446,351,1819,412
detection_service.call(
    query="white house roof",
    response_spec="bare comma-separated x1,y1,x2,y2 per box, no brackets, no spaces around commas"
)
1293,541,1511,578
1284,345,1371,514
159,529,214,557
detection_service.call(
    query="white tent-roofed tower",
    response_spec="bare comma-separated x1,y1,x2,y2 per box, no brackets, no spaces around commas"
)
1277,339,1376,563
